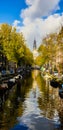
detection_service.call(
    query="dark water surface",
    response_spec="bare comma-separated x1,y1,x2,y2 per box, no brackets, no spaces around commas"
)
0,70,63,130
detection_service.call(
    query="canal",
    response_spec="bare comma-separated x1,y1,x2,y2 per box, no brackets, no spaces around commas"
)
0,70,63,130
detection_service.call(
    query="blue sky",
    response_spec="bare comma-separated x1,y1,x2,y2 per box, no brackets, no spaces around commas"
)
0,0,26,24
0,0,63,24
0,0,63,49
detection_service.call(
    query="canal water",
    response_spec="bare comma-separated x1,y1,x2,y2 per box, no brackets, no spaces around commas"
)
0,70,63,130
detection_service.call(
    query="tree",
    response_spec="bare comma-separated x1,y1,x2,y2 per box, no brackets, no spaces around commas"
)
0,24,12,67
0,23,33,69
38,34,57,71
56,26,63,73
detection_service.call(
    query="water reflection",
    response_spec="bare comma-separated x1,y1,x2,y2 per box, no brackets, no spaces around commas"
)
0,70,63,130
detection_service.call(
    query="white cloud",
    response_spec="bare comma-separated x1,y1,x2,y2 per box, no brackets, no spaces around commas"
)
13,20,20,27
23,14,63,50
13,0,63,50
13,14,63,50
26,0,34,5
21,0,60,23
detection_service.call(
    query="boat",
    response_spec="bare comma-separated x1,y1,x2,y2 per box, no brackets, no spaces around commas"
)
50,76,63,88
50,79,59,88
59,87,63,98
7,78,16,88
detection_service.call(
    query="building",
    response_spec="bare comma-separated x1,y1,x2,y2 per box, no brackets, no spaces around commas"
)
56,45,63,73
33,39,38,60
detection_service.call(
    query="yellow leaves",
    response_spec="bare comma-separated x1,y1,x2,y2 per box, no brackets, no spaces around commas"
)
0,23,33,65
38,33,58,66
18,47,24,57
35,55,42,66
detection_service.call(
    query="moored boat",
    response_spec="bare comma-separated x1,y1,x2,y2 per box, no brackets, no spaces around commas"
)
50,79,59,88
59,88,63,98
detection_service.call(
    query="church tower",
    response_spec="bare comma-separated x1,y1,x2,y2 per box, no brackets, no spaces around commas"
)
33,39,37,50
33,39,38,60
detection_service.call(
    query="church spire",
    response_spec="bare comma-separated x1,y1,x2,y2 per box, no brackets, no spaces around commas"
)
33,39,38,60
33,39,37,50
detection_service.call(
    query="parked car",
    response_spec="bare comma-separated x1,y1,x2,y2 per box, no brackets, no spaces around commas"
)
1,70,6,76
